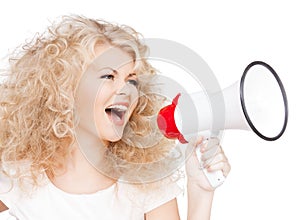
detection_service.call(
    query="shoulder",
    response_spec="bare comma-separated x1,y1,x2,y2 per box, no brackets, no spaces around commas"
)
143,179,183,213
0,171,17,208
0,162,46,208
117,177,183,213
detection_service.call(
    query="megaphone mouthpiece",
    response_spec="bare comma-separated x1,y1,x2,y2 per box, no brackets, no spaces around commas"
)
153,60,288,189
157,93,188,144
155,61,288,143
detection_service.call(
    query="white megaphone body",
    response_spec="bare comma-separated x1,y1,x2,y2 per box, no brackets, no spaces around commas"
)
156,61,288,188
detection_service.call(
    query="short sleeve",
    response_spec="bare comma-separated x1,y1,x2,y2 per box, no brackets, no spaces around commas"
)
0,173,17,208
143,180,183,213
0,210,17,220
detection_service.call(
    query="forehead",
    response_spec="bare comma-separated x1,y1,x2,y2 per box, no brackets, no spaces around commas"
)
94,44,134,70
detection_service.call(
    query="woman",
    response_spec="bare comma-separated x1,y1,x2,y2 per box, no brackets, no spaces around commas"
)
0,15,230,219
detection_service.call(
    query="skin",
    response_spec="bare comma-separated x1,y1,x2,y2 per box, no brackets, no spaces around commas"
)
0,201,8,212
0,44,231,220
75,45,139,146
147,137,231,220
51,45,139,194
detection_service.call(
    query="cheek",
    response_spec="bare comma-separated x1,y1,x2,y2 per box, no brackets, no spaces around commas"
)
95,84,113,105
130,89,139,112
93,85,113,123
129,102,138,117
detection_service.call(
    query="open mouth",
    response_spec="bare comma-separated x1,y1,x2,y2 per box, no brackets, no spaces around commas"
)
105,104,128,126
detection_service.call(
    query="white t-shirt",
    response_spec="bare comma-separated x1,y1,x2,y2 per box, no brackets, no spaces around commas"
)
0,173,182,220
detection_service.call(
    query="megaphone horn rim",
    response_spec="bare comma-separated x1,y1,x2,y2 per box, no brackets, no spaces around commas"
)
239,61,289,141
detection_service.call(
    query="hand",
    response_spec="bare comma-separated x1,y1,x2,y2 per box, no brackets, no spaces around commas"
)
185,136,231,192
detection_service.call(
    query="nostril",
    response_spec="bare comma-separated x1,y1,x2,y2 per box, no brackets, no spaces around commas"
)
117,92,126,95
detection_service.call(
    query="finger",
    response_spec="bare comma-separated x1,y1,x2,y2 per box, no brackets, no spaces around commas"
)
186,142,202,166
195,136,204,146
201,137,220,151
206,161,231,177
201,144,222,161
199,137,221,158
203,151,227,168
185,136,203,161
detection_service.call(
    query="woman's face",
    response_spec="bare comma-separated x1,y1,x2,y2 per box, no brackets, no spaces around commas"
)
76,45,139,146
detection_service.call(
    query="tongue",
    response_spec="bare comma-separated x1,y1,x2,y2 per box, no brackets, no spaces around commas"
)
109,109,125,126
112,109,123,119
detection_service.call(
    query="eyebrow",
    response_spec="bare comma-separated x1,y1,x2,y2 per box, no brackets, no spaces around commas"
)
128,73,137,77
99,67,137,77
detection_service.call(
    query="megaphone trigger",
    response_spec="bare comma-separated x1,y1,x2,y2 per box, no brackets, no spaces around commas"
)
143,39,288,185
153,60,288,188
195,138,226,188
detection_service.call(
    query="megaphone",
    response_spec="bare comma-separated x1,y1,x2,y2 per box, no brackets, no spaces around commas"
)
156,61,288,187
77,39,289,185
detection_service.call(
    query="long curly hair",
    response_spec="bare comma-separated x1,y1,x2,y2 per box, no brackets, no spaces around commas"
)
0,15,182,189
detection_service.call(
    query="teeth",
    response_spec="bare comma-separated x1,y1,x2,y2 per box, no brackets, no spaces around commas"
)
107,105,128,111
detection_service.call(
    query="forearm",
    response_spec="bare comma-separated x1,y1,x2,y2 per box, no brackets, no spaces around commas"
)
0,200,8,212
187,182,214,220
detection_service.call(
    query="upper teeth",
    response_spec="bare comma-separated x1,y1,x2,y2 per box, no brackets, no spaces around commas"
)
108,105,128,111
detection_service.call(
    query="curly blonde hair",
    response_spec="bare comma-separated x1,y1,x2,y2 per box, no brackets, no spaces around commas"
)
0,15,181,188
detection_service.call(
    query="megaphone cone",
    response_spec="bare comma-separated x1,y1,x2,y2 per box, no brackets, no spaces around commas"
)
155,61,288,188
157,61,288,144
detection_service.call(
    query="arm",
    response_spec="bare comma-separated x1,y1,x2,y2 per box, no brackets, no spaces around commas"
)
146,137,230,220
186,137,231,220
145,198,180,220
187,183,214,219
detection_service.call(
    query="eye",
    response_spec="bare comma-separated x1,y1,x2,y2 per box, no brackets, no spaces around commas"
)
127,79,138,87
100,74,115,80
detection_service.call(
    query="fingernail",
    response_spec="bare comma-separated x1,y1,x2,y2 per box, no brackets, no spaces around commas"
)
200,145,205,153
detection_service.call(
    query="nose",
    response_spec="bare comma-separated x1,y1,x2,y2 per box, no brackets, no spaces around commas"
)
115,80,130,96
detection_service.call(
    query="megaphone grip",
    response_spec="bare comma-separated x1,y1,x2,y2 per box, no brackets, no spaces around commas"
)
195,140,226,188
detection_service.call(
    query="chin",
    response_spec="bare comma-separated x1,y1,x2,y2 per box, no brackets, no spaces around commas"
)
104,131,124,143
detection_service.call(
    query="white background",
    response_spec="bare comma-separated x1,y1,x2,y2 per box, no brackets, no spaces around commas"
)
0,0,299,219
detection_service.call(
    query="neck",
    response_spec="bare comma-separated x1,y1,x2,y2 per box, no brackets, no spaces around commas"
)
49,130,116,194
